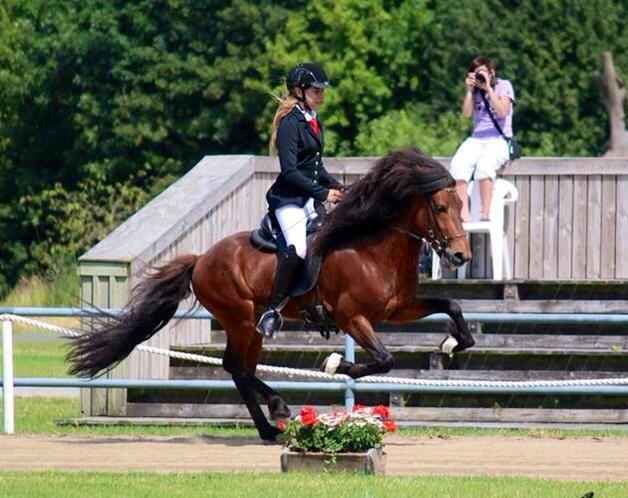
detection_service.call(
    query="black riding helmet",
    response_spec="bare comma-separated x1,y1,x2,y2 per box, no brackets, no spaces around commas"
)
286,63,331,92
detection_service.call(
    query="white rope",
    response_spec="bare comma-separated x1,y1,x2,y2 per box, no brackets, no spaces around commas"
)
3,313,628,388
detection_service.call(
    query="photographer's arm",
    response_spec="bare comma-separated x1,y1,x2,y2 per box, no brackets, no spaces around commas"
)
485,87,511,118
461,73,475,117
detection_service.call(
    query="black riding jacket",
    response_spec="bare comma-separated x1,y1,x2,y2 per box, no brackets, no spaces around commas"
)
266,106,342,211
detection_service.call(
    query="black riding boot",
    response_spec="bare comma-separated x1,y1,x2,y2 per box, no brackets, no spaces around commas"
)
256,247,302,338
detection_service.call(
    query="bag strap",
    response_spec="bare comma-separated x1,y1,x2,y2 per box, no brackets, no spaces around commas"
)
479,90,511,139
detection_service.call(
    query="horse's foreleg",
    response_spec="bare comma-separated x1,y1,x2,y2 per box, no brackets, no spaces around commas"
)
389,298,475,353
322,315,394,379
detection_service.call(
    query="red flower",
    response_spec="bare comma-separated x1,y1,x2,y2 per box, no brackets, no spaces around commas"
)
352,404,365,412
372,405,390,419
276,420,286,431
300,406,317,426
383,420,396,432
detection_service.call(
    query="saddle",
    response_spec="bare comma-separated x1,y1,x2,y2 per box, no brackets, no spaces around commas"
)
249,213,339,339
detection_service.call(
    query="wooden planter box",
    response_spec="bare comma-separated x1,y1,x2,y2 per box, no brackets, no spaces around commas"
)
280,448,386,474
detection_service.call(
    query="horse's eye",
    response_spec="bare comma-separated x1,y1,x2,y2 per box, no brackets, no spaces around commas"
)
436,205,447,213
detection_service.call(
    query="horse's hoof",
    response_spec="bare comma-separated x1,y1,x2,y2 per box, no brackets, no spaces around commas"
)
321,352,343,375
439,336,459,358
259,425,282,443
268,396,291,420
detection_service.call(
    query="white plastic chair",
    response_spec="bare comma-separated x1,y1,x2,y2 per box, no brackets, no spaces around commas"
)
431,178,518,280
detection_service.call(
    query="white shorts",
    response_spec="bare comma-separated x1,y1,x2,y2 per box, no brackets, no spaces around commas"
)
449,137,509,182
274,198,318,259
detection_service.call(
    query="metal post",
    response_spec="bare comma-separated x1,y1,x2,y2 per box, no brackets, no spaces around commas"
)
2,319,15,434
344,334,355,411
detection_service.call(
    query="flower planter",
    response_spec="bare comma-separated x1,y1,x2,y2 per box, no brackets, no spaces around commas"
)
280,447,386,475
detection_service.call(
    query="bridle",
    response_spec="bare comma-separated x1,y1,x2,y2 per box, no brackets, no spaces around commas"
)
395,187,467,255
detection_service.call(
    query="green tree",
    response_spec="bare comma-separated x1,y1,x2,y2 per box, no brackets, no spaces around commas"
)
258,0,433,154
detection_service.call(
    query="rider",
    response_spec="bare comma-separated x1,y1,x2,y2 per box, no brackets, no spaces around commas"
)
256,63,344,338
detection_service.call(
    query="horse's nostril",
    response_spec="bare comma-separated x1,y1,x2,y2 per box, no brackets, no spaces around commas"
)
454,252,465,263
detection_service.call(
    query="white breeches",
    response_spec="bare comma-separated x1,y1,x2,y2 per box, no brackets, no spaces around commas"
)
274,198,318,259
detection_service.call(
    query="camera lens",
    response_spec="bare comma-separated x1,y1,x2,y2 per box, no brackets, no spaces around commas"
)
475,71,486,83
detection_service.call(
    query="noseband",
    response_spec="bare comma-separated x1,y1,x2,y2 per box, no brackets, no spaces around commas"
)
396,187,466,254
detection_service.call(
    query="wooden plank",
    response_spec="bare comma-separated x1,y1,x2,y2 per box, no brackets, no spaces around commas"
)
502,175,516,277
391,407,628,423
586,175,602,278
542,176,558,278
171,367,625,382
127,403,348,419
498,157,628,175
528,176,544,279
181,339,628,355
513,177,530,278
126,404,628,424
615,176,628,278
601,176,617,278
253,157,628,176
557,176,573,278
456,299,628,313
572,176,588,278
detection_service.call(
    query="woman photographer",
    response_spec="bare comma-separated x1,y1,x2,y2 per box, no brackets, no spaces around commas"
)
450,56,515,221
256,63,343,338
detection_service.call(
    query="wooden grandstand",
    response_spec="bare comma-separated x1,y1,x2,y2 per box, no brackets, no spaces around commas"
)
78,156,628,425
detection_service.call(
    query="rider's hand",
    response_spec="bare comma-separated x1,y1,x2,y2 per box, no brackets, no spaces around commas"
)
326,188,343,204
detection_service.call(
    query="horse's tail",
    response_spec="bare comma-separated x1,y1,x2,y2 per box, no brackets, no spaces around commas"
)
67,254,199,377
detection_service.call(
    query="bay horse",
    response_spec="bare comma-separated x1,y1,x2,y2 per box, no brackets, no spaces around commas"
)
67,147,474,441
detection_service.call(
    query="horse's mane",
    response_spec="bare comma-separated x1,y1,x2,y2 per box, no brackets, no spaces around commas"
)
313,146,454,255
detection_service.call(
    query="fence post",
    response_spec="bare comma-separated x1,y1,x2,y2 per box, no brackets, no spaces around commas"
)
344,334,355,411
2,319,15,434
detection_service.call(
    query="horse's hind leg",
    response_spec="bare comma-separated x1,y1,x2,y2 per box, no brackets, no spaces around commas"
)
221,321,281,442
245,334,291,420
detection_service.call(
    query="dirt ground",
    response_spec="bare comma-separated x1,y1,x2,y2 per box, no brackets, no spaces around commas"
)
1,434,627,481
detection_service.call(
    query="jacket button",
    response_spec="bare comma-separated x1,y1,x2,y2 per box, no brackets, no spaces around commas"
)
313,180,318,184
316,152,320,156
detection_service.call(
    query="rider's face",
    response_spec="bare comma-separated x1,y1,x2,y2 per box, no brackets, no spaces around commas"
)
304,87,325,110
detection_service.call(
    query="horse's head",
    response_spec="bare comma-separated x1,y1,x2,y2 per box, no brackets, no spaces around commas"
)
415,186,471,269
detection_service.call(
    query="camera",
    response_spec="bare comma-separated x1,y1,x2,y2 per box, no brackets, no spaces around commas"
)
474,71,486,84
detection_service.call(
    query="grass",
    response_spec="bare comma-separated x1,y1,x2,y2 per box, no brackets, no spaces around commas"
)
0,261,79,308
0,471,625,498
9,339,71,378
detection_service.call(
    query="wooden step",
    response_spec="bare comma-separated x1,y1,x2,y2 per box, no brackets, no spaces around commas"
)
391,407,628,424
170,367,627,382
175,334,628,356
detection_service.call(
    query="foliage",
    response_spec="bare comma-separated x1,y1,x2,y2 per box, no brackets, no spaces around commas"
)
258,0,433,155
354,105,469,156
278,405,396,454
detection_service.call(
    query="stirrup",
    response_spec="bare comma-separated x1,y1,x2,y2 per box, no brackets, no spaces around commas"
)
256,309,283,339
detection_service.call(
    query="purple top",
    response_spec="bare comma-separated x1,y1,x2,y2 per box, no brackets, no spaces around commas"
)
471,78,515,138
